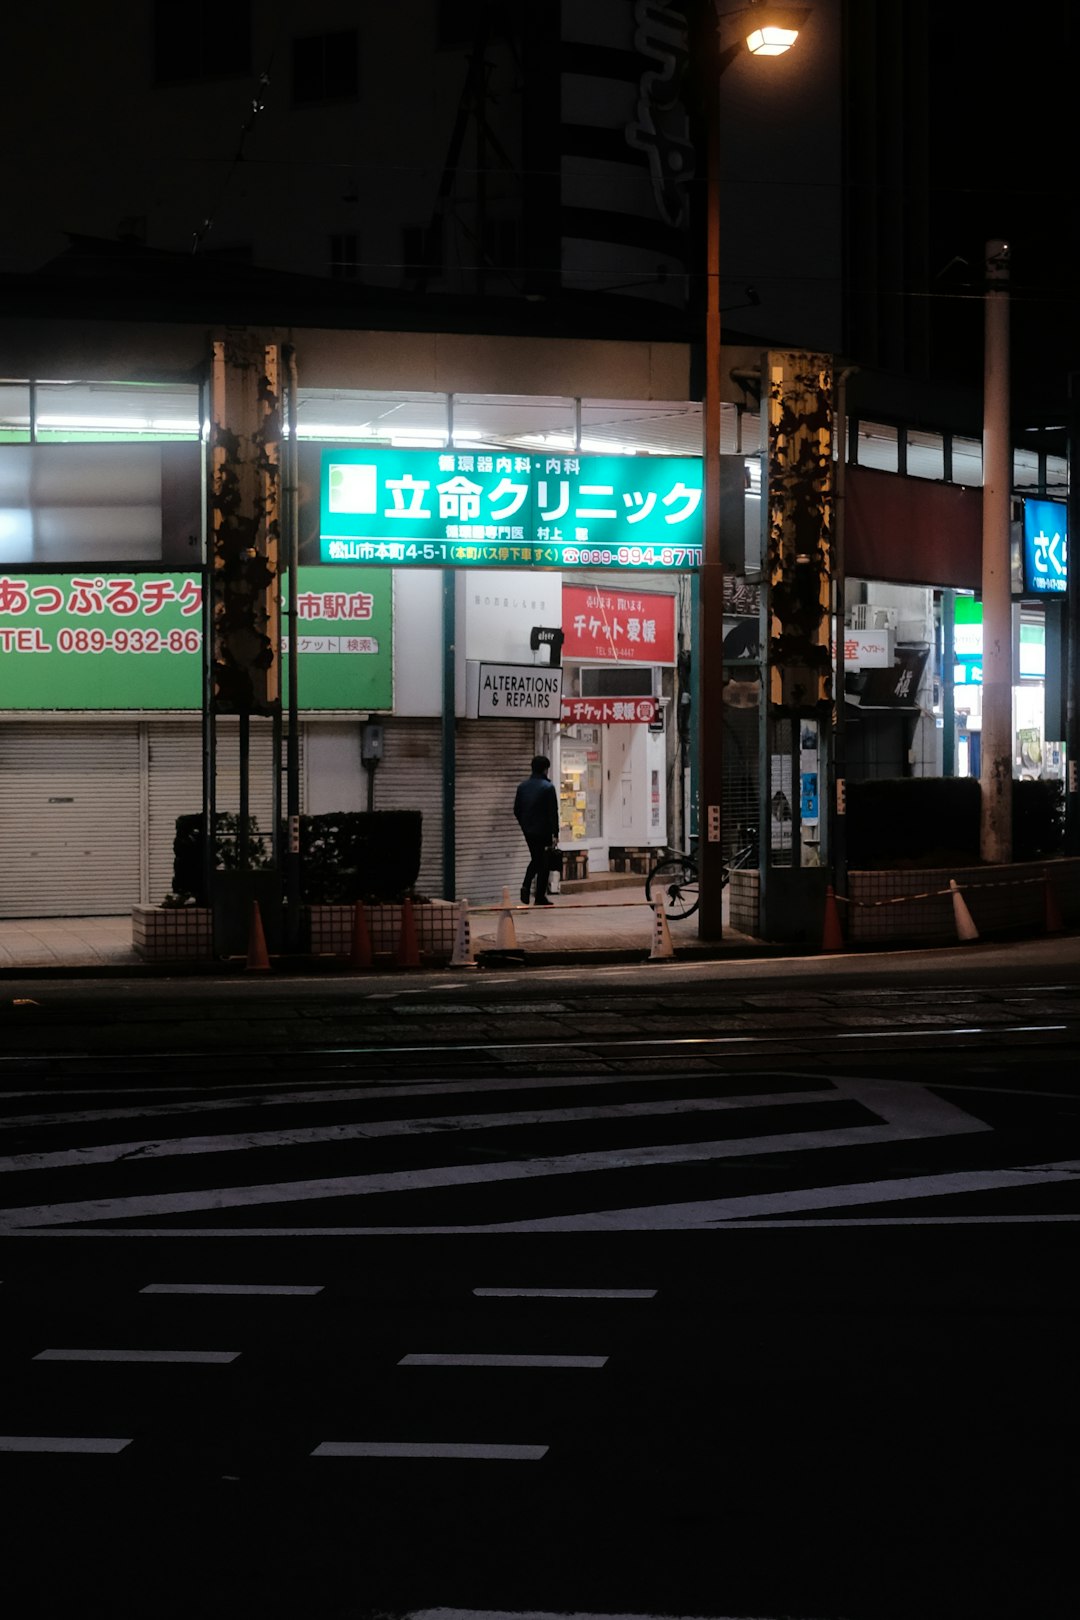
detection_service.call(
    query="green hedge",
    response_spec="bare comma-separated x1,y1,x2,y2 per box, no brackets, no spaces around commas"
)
846,776,1064,867
297,810,422,904
172,809,422,904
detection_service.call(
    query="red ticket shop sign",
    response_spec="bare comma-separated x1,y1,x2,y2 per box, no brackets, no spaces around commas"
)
561,696,659,724
561,584,676,664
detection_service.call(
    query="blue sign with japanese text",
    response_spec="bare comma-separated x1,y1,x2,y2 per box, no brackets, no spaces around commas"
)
319,448,703,570
1023,498,1067,594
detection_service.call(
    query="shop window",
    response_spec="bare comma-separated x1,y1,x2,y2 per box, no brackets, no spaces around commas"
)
293,31,359,104
403,219,444,283
154,0,251,85
0,384,31,443
0,443,200,567
579,666,653,698
951,435,983,487
559,730,603,843
854,421,898,474
30,382,201,443
330,233,361,280
481,216,521,271
906,429,945,482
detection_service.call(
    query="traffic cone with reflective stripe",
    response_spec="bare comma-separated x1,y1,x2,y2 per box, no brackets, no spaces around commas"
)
496,887,518,950
821,884,843,952
450,900,477,968
649,901,674,960
349,900,372,968
246,901,271,971
395,896,421,968
949,878,979,943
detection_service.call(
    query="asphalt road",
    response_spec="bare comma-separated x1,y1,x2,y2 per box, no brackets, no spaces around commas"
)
1,935,1078,1619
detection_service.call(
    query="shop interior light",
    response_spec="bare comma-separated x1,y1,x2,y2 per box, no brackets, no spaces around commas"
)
295,422,380,440
34,413,200,433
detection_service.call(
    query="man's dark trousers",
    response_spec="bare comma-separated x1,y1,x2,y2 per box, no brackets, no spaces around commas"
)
522,837,553,904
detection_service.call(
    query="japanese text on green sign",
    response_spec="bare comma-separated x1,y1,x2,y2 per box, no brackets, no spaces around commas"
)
0,569,392,711
320,449,703,569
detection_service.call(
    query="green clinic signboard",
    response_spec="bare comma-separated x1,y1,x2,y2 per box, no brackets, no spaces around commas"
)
0,569,391,711
320,448,704,570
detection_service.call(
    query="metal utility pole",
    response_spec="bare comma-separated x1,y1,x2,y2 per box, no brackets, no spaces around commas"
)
979,238,1013,863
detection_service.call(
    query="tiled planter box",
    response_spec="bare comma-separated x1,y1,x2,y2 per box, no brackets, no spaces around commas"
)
132,904,213,960
728,869,760,936
847,856,1080,945
305,900,458,961
133,899,458,963
730,857,1080,946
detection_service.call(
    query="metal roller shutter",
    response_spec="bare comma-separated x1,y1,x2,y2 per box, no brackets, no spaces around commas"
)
0,722,141,917
147,718,298,903
371,718,444,899
455,719,536,905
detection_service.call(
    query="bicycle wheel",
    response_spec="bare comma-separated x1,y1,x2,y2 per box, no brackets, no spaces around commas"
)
645,857,700,919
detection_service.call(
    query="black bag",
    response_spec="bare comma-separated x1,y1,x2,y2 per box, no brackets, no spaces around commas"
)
545,846,564,875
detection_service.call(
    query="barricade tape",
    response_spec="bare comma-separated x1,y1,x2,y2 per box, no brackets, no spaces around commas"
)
836,874,1054,909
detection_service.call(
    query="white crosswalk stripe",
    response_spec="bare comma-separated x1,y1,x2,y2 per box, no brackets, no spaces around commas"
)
0,1065,1065,1233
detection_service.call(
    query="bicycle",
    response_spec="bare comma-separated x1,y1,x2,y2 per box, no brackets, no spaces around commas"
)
644,827,758,920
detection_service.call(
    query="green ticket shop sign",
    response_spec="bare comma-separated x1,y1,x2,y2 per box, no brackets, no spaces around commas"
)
320,448,704,570
0,568,393,711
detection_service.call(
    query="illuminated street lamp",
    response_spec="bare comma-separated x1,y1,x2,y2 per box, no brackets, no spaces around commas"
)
697,2,809,938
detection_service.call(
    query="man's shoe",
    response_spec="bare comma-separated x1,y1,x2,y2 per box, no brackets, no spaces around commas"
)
535,897,554,906
520,887,531,904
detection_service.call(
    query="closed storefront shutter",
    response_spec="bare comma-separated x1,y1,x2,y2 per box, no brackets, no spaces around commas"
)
0,722,141,917
455,719,535,904
372,718,444,899
147,718,295,903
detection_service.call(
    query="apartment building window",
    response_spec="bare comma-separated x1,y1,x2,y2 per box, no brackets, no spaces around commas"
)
293,31,359,105
154,0,250,85
330,234,360,280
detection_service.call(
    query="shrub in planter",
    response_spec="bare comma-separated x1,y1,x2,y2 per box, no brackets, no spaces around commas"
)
846,777,981,867
172,812,273,904
172,808,423,907
298,810,422,903
1012,777,1064,859
847,774,1065,867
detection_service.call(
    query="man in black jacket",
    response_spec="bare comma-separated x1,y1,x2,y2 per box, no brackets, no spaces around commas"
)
514,754,560,906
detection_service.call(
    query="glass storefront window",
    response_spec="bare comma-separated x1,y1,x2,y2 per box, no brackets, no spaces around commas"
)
559,728,602,843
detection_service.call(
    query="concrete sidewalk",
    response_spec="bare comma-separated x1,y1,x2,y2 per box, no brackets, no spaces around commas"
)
0,887,773,974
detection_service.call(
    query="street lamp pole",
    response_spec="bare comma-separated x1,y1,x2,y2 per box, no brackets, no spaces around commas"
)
979,238,1013,862
697,32,729,937
697,3,808,938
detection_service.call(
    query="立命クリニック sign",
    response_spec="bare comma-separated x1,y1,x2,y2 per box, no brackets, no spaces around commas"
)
320,448,703,570
0,568,392,711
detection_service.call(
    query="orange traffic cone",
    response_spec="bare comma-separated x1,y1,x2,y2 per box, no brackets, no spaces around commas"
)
1045,875,1064,935
349,900,372,968
395,896,421,968
821,884,843,952
246,901,271,971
